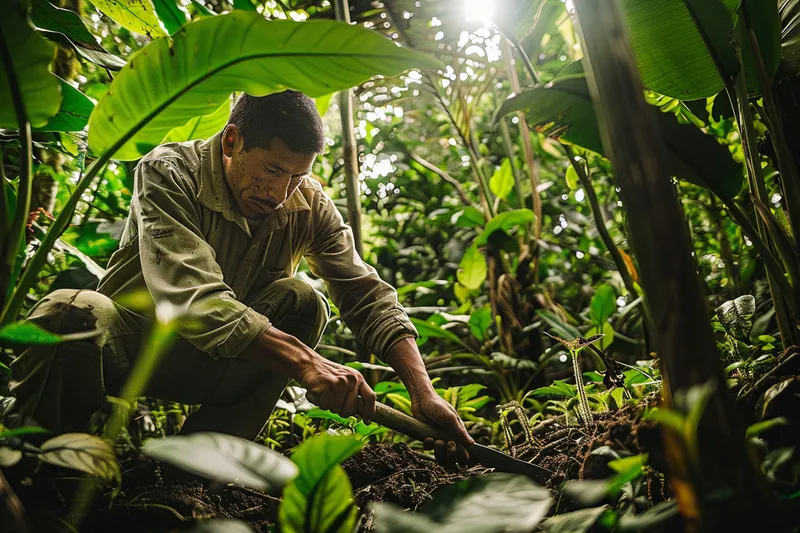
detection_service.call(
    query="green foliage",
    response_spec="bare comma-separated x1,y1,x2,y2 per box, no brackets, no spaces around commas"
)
590,285,616,326
0,2,60,128
33,77,95,133
142,431,299,490
0,320,62,345
30,0,126,70
87,0,165,38
620,0,780,98
38,433,121,483
279,434,363,533
457,243,487,291
87,12,441,160
372,473,553,533
495,75,745,199
489,158,514,200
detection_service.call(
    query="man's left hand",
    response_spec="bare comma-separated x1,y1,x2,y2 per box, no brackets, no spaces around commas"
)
411,391,474,469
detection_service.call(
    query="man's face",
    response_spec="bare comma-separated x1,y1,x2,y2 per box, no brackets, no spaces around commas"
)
221,125,316,219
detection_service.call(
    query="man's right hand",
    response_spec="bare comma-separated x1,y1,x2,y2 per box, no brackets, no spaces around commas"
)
298,357,376,423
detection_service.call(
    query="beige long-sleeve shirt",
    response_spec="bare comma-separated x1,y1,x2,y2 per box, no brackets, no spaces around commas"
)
97,131,416,360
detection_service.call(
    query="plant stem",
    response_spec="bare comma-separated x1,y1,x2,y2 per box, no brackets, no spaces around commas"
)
563,145,637,298
730,21,800,345
571,350,592,426
0,155,110,324
743,0,800,253
503,39,543,243
0,26,33,317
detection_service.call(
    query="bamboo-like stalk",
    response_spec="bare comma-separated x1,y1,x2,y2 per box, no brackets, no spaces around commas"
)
571,349,592,426
743,0,800,254
569,0,782,528
502,39,542,242
0,24,33,315
730,21,800,346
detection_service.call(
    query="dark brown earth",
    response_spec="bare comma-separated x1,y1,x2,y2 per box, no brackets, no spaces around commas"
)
7,405,666,532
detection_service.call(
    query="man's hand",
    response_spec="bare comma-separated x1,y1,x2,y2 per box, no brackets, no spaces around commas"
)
298,357,377,423
412,390,474,468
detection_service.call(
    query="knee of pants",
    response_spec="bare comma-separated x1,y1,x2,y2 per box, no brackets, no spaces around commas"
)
26,288,116,336
249,278,330,348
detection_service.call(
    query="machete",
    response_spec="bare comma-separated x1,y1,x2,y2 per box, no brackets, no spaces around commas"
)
372,401,552,485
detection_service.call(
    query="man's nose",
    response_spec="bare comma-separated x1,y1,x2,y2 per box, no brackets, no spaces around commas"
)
276,175,292,202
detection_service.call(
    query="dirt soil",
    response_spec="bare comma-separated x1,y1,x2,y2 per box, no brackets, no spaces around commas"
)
8,406,666,532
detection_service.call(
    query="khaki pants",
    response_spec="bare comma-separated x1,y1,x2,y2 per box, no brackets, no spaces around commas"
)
10,278,329,440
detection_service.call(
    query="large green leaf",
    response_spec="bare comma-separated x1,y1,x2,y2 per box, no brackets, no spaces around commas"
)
142,432,299,490
410,317,464,345
620,0,780,99
590,285,616,326
475,209,537,246
30,0,126,70
373,473,553,533
0,321,61,345
33,77,95,132
489,158,514,200
161,99,230,144
457,243,487,291
152,0,187,35
87,12,441,160
87,0,165,38
0,2,61,128
39,433,120,483
495,75,744,199
279,434,363,533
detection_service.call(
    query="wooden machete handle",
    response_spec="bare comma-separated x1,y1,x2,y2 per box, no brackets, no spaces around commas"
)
372,401,458,443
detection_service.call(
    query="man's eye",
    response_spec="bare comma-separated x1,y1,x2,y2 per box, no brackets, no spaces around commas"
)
265,167,280,175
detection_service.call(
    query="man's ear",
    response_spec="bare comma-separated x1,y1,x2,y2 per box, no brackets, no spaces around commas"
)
221,124,244,158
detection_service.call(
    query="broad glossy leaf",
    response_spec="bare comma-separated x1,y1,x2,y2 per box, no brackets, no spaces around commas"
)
373,473,552,533
589,285,615,325
468,305,493,341
475,209,536,246
621,0,780,99
457,243,487,291
30,0,126,70
87,12,441,160
540,506,609,532
152,0,187,35
142,432,298,490
188,520,254,533
40,433,120,483
161,99,230,144
489,158,514,200
314,92,335,116
0,2,61,128
410,317,463,345
495,75,744,199
87,0,164,38
452,206,485,228
33,78,95,132
279,434,362,533
0,321,62,345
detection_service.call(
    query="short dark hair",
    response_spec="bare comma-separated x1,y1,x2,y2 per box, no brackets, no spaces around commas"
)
227,90,325,154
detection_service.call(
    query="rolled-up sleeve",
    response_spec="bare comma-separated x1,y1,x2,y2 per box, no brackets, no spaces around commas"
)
305,193,417,359
134,160,270,358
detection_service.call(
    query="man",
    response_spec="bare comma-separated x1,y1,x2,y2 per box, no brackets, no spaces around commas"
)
11,90,471,464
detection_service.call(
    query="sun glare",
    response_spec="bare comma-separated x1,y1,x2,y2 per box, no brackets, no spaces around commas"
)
463,0,496,23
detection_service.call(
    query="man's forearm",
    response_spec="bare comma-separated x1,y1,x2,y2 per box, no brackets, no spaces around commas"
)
239,326,316,381
382,337,436,397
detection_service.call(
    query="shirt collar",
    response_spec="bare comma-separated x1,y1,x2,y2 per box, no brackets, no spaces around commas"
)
197,131,312,236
